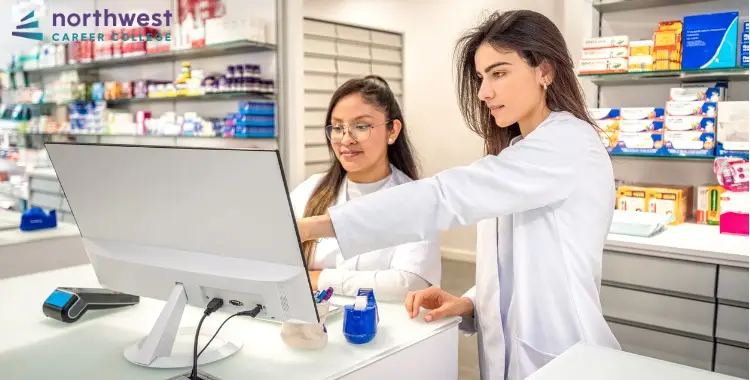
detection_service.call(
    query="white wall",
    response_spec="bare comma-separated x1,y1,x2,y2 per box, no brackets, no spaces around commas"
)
303,0,562,258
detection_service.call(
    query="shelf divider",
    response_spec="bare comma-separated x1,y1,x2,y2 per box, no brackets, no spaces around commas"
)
593,0,714,13
15,40,276,75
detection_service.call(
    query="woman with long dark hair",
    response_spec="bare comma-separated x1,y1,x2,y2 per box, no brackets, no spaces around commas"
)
297,10,620,379
290,75,440,301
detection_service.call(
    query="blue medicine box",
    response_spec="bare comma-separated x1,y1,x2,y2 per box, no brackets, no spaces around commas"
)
741,20,749,67
682,12,740,70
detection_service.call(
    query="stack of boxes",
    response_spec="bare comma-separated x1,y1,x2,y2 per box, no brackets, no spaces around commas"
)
589,82,750,158
652,20,683,71
741,20,749,68
579,11,747,74
662,85,723,157
616,184,693,226
628,40,654,72
578,36,629,75
592,107,664,155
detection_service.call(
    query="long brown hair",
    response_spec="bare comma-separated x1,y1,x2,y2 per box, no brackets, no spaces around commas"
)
454,10,596,155
301,75,419,265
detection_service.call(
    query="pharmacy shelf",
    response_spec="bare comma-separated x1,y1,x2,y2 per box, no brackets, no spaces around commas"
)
13,91,275,107
609,154,717,161
592,0,712,13
104,91,275,105
14,39,276,74
580,67,749,86
21,132,275,140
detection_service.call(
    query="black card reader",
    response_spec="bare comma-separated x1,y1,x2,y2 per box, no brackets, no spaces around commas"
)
43,287,140,323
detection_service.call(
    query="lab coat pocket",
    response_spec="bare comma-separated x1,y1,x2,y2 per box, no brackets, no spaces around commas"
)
516,338,558,378
280,301,330,350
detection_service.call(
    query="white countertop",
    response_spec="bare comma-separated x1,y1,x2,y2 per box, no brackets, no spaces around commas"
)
0,211,80,247
444,222,749,268
607,223,749,267
528,343,741,380
0,264,459,380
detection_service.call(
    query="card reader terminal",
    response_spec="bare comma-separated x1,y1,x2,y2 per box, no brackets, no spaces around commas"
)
43,287,139,323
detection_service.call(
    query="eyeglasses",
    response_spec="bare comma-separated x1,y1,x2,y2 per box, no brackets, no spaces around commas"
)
325,121,390,143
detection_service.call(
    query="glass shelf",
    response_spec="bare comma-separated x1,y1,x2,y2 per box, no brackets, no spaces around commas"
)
580,67,749,86
609,153,716,161
11,40,275,74
21,132,273,139
16,92,274,107
592,0,712,13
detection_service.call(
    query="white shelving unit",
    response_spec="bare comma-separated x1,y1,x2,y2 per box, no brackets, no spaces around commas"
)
302,18,404,177
586,1,750,378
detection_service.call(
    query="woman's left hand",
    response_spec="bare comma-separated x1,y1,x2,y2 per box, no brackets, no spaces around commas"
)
308,270,321,289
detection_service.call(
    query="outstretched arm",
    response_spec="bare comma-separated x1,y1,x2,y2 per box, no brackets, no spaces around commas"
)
299,119,589,259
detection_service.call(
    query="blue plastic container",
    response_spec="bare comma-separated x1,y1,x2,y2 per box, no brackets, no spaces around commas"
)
20,208,57,231
343,288,379,344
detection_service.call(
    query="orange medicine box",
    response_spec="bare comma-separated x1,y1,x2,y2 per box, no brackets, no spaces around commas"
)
652,20,683,71
696,185,725,225
647,185,693,225
616,185,650,212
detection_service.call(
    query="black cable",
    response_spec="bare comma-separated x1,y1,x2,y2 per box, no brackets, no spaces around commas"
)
198,304,263,358
190,313,209,380
190,298,225,380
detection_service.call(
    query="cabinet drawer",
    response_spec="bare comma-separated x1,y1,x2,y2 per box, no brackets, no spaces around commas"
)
29,177,62,194
30,192,63,210
305,162,330,178
58,211,75,224
304,37,336,55
717,304,749,345
337,41,371,60
336,75,359,87
718,266,749,304
336,60,371,76
371,46,402,63
336,25,370,43
304,56,336,74
601,286,714,338
304,127,327,146
304,73,337,91
304,20,336,38
371,63,402,79
371,31,402,47
602,251,715,298
304,110,326,126
305,146,331,162
608,322,713,371
304,92,333,109
715,344,749,379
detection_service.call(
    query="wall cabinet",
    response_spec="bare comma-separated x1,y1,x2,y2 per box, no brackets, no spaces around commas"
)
601,250,749,378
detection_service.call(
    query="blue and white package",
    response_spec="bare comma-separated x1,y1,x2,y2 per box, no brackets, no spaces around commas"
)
588,108,620,120
682,12,739,70
741,20,749,67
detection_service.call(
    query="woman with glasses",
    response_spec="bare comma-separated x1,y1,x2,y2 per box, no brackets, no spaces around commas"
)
296,10,621,380
290,75,440,301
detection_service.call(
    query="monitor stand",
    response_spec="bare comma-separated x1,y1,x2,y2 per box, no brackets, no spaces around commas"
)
123,283,243,369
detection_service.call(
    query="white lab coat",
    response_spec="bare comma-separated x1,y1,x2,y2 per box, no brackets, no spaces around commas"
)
290,165,442,300
328,111,621,379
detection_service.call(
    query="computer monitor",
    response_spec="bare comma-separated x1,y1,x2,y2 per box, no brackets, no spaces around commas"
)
44,142,319,369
